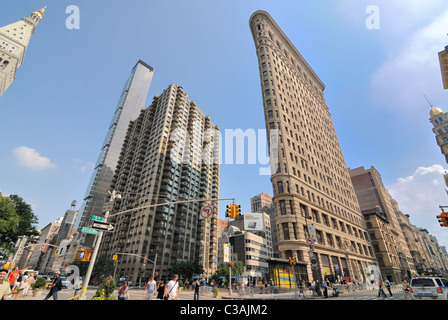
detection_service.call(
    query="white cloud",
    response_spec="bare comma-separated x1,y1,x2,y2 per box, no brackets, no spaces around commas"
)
13,146,56,170
388,164,448,246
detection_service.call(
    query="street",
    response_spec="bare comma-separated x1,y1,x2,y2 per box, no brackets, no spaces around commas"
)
11,284,415,301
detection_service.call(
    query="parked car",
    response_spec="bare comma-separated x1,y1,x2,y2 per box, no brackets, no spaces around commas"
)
60,277,70,289
410,277,448,300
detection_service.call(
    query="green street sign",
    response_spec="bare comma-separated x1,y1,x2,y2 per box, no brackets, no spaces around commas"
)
91,215,104,222
81,227,99,235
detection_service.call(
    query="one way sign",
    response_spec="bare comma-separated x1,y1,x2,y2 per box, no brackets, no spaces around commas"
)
91,221,115,232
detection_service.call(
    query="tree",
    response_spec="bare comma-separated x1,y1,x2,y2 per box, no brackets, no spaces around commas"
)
92,255,115,283
215,262,245,279
168,260,204,279
9,194,39,239
0,193,20,244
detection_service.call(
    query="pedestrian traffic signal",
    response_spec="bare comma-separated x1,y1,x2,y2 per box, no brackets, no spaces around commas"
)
74,249,86,261
437,212,448,227
74,249,93,261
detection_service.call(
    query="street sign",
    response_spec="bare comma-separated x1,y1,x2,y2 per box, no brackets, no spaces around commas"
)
199,205,213,220
81,227,99,235
91,221,115,232
306,237,314,245
91,215,104,222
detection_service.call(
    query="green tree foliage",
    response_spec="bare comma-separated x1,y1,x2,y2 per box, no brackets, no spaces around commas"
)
0,192,39,249
215,262,245,279
168,260,204,279
0,194,19,242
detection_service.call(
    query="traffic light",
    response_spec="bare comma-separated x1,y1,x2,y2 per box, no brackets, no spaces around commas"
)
234,204,241,218
225,204,233,219
289,257,297,266
74,249,93,261
437,212,448,227
53,249,59,256
74,249,86,261
112,254,118,261
226,204,237,219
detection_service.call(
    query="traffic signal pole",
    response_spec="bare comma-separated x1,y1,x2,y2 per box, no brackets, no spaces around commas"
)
78,194,236,299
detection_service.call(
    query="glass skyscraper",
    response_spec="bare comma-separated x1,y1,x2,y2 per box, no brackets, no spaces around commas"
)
76,60,154,233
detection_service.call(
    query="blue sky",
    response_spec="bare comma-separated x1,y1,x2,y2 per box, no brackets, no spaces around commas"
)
2,0,448,247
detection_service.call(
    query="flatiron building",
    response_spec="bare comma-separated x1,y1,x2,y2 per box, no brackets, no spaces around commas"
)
249,10,377,283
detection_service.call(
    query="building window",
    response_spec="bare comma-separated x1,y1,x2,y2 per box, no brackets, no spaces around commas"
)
282,223,290,240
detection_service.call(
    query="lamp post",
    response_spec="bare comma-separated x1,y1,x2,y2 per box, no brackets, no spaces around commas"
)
79,190,122,300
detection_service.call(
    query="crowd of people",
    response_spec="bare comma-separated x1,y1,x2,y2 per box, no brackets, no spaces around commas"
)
0,266,36,300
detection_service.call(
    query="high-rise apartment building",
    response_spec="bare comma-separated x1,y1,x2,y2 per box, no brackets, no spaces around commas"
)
100,84,220,284
249,11,377,283
76,61,154,236
349,166,415,282
0,7,46,98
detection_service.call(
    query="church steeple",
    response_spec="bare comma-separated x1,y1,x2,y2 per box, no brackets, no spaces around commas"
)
0,7,46,98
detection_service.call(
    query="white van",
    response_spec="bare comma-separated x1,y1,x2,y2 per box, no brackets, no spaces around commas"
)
410,277,448,300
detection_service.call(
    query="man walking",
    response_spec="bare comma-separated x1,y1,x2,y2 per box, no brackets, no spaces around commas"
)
384,279,393,297
165,274,179,300
0,269,11,300
193,278,200,300
145,276,157,300
43,272,62,300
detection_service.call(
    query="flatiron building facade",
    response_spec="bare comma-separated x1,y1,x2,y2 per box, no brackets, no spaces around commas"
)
100,84,220,283
249,10,377,283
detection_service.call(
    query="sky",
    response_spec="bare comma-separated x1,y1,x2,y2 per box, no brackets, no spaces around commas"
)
1,0,448,248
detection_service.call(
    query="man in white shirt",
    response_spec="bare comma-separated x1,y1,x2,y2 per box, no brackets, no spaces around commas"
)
145,276,157,300
165,274,179,300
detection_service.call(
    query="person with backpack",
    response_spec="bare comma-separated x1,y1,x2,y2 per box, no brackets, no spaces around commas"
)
164,274,179,300
43,271,62,300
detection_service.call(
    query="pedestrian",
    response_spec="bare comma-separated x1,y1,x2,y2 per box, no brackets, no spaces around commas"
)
322,280,328,298
315,279,322,297
299,280,305,297
0,269,11,300
7,266,31,293
239,280,246,296
157,280,167,300
145,276,157,300
269,279,275,294
165,274,179,300
193,278,200,300
117,281,129,300
259,279,263,294
22,272,34,297
74,276,83,300
402,279,412,300
377,279,386,298
385,279,393,297
43,271,62,300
